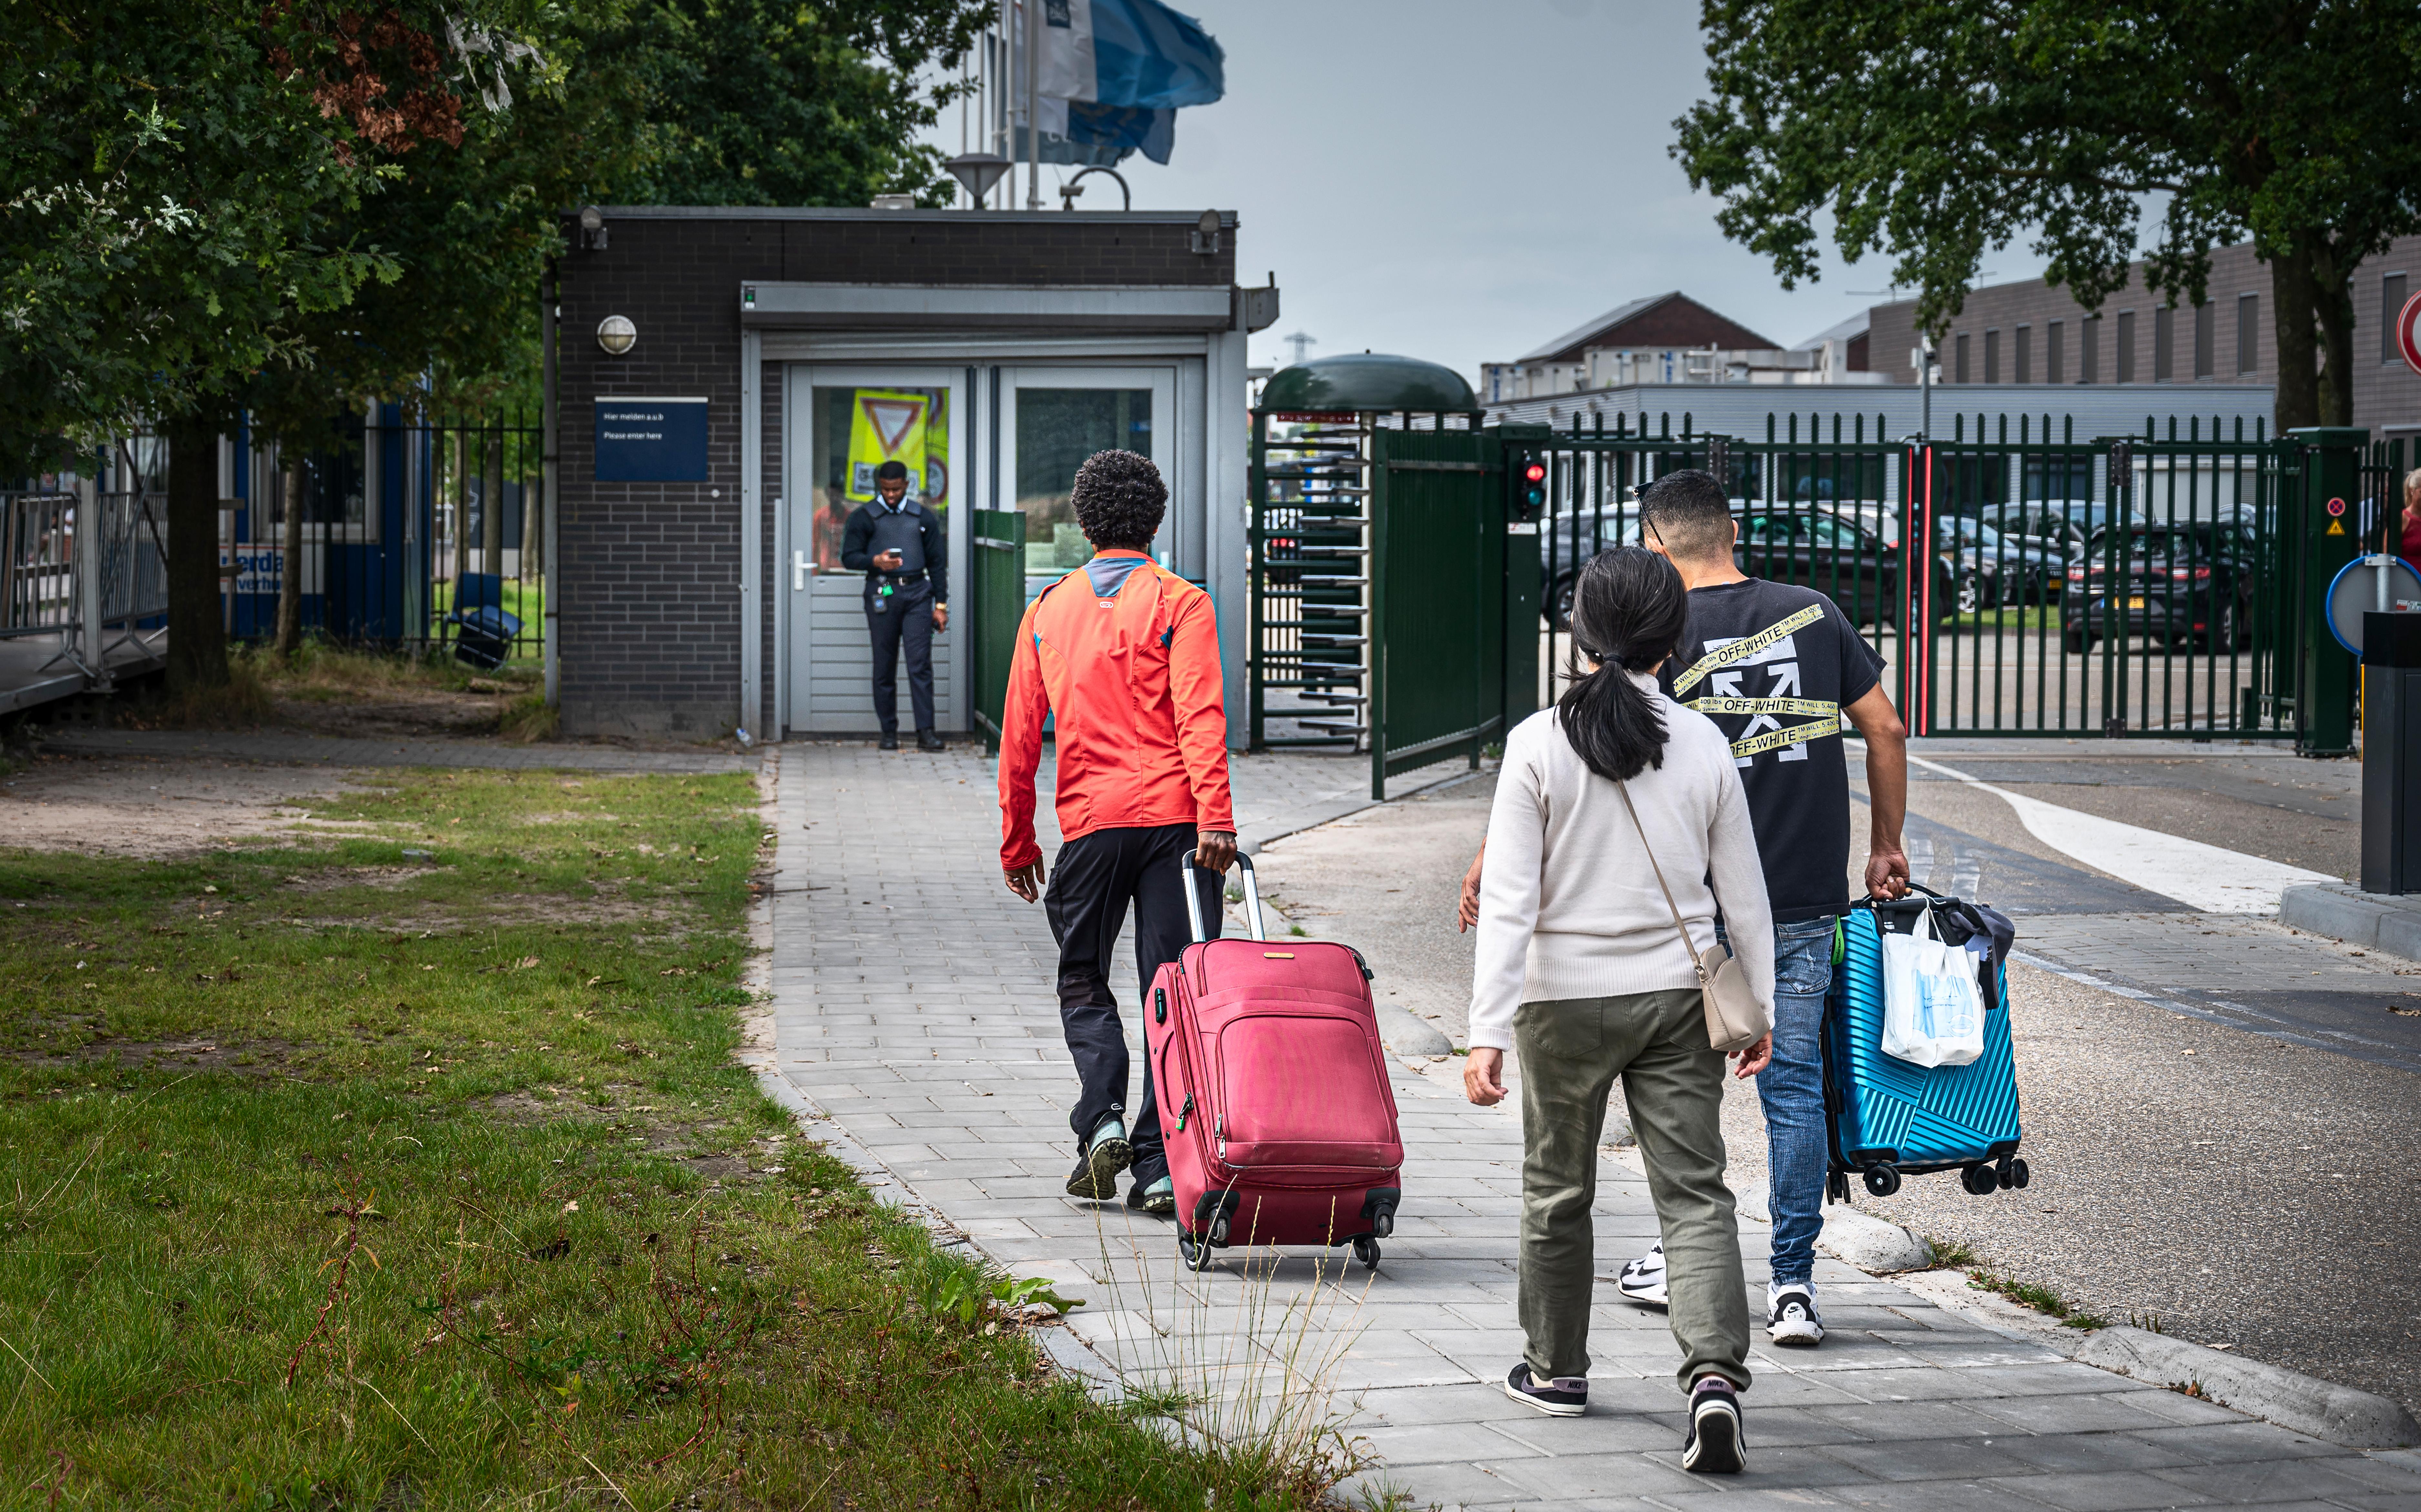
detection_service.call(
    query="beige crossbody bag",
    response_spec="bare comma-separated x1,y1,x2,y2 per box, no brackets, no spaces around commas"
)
1615,780,1772,1054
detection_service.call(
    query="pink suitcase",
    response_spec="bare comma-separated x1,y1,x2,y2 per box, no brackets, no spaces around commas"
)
1145,854,1405,1272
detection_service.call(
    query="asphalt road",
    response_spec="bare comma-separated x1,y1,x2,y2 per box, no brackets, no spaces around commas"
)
1249,739,2421,1417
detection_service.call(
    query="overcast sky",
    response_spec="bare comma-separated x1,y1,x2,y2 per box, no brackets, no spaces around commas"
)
924,0,2059,383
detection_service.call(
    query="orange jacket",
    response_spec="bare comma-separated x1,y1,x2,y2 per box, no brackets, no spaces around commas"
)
998,550,1235,870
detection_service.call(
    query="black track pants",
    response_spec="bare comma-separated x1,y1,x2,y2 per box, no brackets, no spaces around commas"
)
1043,821,1221,1186
864,578,935,735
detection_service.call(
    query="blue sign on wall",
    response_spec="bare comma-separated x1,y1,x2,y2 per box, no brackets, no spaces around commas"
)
595,397,709,482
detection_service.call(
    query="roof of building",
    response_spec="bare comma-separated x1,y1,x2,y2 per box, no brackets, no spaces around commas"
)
1792,309,1871,352
1512,291,1779,365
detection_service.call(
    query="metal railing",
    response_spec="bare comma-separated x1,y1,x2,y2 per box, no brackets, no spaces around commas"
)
224,409,545,665
1,486,169,693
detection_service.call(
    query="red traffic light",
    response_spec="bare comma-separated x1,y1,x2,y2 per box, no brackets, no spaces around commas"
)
1523,462,1547,483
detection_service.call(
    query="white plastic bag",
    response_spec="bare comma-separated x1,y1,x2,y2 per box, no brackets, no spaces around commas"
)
1880,904,1985,1067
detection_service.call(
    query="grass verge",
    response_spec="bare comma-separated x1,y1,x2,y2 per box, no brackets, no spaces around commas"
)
1927,1238,2109,1330
1,769,1316,1508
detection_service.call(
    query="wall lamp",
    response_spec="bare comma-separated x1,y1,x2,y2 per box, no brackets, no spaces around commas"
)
577,205,609,251
597,315,636,356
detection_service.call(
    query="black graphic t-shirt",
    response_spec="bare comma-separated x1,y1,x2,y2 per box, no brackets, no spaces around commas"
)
1657,578,1886,923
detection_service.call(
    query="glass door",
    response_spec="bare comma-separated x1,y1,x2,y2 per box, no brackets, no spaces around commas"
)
1003,366,1178,600
785,367,968,734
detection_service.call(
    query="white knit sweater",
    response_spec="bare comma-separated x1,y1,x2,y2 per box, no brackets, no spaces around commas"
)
1468,676,1776,1051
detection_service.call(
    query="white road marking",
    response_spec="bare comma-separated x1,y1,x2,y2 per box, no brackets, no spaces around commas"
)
1906,753,2334,914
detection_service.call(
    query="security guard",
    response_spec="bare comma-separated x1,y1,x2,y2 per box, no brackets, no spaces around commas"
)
841,459,949,751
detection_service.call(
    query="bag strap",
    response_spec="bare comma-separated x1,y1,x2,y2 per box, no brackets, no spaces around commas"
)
1615,779,1714,989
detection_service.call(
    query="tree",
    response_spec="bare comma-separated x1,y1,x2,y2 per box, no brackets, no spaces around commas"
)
3,0,544,685
619,0,989,208
1673,0,2421,432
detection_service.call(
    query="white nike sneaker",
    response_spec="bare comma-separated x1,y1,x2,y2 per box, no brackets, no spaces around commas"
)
1767,1280,1823,1346
1616,1242,1668,1308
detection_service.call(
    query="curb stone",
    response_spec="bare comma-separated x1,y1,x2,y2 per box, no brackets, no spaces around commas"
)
2073,1325,2421,1450
1731,1179,1936,1272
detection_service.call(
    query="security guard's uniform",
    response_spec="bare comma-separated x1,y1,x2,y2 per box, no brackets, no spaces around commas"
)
840,486,948,743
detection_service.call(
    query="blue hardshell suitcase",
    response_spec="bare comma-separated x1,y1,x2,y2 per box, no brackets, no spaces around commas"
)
1822,895,2029,1200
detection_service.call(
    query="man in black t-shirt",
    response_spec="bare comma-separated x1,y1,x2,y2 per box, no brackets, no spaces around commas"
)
1459,469,1909,1350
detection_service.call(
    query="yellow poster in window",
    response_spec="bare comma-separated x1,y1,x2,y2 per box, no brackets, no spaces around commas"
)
845,389,950,508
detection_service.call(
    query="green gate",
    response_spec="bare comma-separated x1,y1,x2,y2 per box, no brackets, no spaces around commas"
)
1904,416,2305,742
1247,353,1517,796
970,506,1025,754
1501,409,2370,754
1368,426,1506,797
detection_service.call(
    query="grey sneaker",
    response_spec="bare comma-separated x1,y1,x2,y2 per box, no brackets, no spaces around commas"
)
1064,1119,1131,1200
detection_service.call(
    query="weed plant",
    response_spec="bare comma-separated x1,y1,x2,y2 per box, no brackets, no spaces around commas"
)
0,770,1303,1508
1926,1237,2107,1330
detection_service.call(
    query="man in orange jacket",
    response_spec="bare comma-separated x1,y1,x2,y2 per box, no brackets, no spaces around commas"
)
998,449,1236,1215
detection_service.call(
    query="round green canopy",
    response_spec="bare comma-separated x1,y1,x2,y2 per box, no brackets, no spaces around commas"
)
1257,352,1477,414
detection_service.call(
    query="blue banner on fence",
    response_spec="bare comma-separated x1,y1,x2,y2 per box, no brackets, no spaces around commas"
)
595,397,709,482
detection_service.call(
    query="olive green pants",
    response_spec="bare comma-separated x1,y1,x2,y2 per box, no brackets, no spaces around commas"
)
1514,987,1751,1392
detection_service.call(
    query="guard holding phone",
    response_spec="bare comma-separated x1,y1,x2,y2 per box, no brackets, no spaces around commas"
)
841,459,949,751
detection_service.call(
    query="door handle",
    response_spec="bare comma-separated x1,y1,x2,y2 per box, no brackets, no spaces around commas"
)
793,550,809,591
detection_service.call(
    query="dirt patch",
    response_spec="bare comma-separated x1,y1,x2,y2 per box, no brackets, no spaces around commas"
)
11,1035,303,1076
269,686,508,739
274,892,700,937
0,754,361,858
275,865,446,894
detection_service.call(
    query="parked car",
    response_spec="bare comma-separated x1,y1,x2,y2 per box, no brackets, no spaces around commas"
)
2058,522,2258,650
1809,504,2063,613
1969,500,2146,562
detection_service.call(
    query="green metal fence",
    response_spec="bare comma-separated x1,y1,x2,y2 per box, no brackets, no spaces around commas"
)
1247,407,2377,767
970,506,1025,754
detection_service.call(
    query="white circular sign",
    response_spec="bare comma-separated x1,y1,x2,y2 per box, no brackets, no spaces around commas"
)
2399,290,2421,377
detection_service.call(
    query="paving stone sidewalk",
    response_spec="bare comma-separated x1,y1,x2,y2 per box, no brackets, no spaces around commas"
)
764,741,2421,1509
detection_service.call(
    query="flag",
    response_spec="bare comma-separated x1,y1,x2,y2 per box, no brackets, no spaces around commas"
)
1036,0,1223,114
1024,101,1178,166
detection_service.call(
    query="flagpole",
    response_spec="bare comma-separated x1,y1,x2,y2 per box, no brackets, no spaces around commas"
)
1022,0,1041,209
995,2,1010,206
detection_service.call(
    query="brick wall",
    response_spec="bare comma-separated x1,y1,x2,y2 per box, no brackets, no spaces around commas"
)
1864,235,2421,433
555,209,1237,739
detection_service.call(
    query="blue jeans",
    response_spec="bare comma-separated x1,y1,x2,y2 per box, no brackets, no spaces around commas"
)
1718,915,1836,1286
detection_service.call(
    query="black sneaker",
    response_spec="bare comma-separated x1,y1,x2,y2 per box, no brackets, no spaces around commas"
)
1502,1362,1587,1417
877,732,900,751
1063,1122,1131,1200
916,729,945,752
1682,1376,1745,1474
1124,1176,1175,1216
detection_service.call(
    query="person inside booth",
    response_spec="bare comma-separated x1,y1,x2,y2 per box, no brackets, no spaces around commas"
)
841,459,949,751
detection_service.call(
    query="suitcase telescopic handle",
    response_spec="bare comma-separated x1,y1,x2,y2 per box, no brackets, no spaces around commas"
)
1181,851,1265,943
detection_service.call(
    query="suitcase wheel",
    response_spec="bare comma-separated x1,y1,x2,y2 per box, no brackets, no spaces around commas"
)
1861,1164,1902,1198
2001,1157,2030,1191
1351,1235,1382,1271
1178,1233,1215,1272
1960,1164,1998,1196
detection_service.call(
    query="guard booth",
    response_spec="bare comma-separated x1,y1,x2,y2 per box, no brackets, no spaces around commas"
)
548,206,1278,744
1248,354,1528,796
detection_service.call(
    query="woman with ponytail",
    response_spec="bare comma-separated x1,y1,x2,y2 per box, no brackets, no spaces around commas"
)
1466,546,1774,1473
